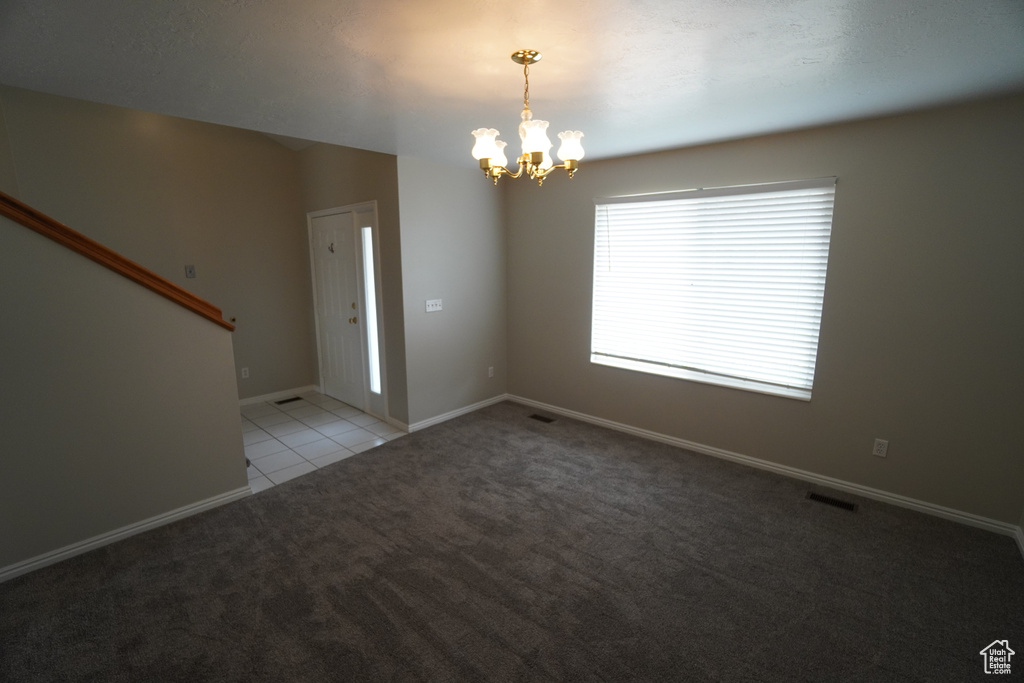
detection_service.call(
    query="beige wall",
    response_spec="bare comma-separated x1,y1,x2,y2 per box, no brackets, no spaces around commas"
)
505,93,1024,524
0,84,415,423
1,215,246,572
397,156,506,426
298,144,409,424
0,85,316,399
0,95,18,195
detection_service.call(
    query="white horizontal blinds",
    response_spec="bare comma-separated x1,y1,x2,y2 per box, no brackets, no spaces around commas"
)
592,178,836,397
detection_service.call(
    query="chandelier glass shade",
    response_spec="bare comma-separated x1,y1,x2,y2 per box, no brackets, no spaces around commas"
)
471,50,584,186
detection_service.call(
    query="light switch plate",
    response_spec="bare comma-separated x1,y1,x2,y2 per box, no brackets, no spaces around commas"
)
185,264,197,279
426,299,443,312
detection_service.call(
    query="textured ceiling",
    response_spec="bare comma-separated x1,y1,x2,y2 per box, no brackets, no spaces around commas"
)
1,0,1022,165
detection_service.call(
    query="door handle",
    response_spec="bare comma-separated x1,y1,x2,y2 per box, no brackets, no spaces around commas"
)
348,316,358,324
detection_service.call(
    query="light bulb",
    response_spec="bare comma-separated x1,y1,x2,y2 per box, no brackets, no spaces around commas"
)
493,140,508,167
520,119,552,156
471,128,501,160
556,131,585,162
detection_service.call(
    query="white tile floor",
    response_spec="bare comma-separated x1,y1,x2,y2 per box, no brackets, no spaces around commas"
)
241,390,405,493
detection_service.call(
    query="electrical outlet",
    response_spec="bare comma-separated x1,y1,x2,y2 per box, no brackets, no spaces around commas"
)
241,367,249,379
872,438,888,458
488,366,494,378
425,299,443,312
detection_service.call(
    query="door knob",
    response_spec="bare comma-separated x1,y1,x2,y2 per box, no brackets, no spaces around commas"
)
349,316,358,324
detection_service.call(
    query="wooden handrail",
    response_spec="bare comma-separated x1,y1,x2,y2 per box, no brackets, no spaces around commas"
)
0,191,234,331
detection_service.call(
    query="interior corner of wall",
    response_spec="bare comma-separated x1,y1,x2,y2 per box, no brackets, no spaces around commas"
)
0,89,24,200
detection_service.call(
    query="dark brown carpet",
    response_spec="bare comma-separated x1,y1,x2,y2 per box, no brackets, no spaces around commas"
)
2,401,1022,681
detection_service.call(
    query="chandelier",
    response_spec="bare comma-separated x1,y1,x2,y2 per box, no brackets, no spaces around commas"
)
471,49,585,186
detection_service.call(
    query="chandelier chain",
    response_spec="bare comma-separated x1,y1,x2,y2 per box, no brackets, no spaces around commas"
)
523,62,530,110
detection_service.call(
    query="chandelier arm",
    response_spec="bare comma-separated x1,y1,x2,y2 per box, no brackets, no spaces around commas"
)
479,157,525,177
502,165,527,179
481,160,529,185
502,159,528,179
527,161,576,179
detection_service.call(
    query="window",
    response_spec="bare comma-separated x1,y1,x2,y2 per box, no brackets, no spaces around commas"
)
591,178,836,401
361,226,382,395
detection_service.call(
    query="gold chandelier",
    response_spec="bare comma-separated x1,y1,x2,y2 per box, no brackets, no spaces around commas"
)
471,49,585,186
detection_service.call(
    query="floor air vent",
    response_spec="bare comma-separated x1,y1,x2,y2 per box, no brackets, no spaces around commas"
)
806,492,858,512
275,397,302,405
529,414,556,423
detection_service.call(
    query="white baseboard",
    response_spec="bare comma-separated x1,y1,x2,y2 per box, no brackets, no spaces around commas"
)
239,385,320,407
508,395,1024,553
0,486,252,584
408,394,511,433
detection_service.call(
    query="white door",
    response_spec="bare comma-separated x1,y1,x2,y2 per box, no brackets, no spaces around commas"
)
309,211,366,408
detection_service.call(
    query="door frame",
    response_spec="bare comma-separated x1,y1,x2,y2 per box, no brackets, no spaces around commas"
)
306,202,389,420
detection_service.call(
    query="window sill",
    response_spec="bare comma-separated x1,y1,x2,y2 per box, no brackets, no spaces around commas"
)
591,354,812,402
